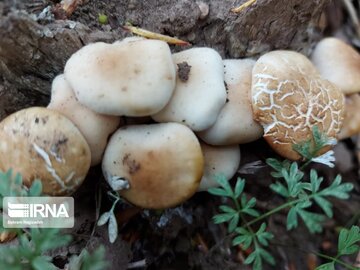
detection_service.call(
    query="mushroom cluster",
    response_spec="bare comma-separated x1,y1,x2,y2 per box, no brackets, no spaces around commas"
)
0,36,353,209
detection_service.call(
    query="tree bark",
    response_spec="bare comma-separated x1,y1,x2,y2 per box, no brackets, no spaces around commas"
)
0,0,329,119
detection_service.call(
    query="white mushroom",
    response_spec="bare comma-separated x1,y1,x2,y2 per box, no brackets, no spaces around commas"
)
0,107,91,195
198,142,240,191
198,59,263,145
152,48,227,131
47,75,121,166
252,50,345,160
64,38,176,116
102,123,204,209
311,37,360,94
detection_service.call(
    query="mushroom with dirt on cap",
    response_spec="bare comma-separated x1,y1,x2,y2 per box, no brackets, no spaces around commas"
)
152,47,227,132
251,50,345,161
64,37,176,116
0,107,91,196
47,74,121,166
102,123,204,209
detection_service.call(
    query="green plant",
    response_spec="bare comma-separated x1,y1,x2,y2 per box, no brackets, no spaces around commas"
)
0,228,72,270
0,169,108,270
69,245,108,270
209,127,355,270
97,191,121,243
316,226,360,270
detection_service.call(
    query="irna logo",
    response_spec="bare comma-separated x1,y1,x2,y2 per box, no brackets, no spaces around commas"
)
3,197,74,228
7,202,69,218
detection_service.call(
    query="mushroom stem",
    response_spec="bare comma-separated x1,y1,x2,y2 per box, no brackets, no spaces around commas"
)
108,176,130,191
231,0,256,13
122,24,191,46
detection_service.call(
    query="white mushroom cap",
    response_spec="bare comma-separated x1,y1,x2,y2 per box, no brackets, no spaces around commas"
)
47,75,121,166
64,39,176,116
252,50,345,160
338,93,360,140
311,38,360,94
102,123,204,209
198,59,263,145
152,48,227,131
198,142,240,191
0,107,91,195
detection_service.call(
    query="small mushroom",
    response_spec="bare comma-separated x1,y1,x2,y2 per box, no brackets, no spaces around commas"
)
252,50,345,160
0,107,91,195
102,123,204,209
338,94,360,140
0,231,17,243
198,142,240,191
311,37,360,94
198,59,263,145
152,48,227,131
64,38,176,116
47,75,121,166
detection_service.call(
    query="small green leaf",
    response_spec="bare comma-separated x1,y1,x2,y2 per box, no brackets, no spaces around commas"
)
287,207,298,230
213,213,235,224
259,248,275,265
32,256,56,270
234,178,245,199
97,212,111,226
228,213,239,233
219,205,237,214
244,250,257,265
208,187,231,197
315,262,335,270
28,180,42,197
242,208,260,217
298,209,325,234
232,235,253,249
245,197,257,209
313,196,333,218
338,226,360,256
270,182,289,197
108,213,118,243
214,175,233,197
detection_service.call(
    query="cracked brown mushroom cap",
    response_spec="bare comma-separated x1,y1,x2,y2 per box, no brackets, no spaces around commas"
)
338,94,360,140
102,123,204,209
0,107,91,195
311,37,360,94
197,142,240,191
64,38,176,116
152,48,227,131
47,75,121,166
198,59,263,145
252,50,345,160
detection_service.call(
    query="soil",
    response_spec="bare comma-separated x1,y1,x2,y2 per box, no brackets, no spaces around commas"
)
0,1,359,270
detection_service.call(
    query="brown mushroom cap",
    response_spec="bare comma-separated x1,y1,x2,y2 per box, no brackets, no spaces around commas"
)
102,123,204,209
0,107,91,195
311,37,360,94
0,231,17,243
47,75,121,166
338,93,360,140
252,50,345,160
64,39,176,116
